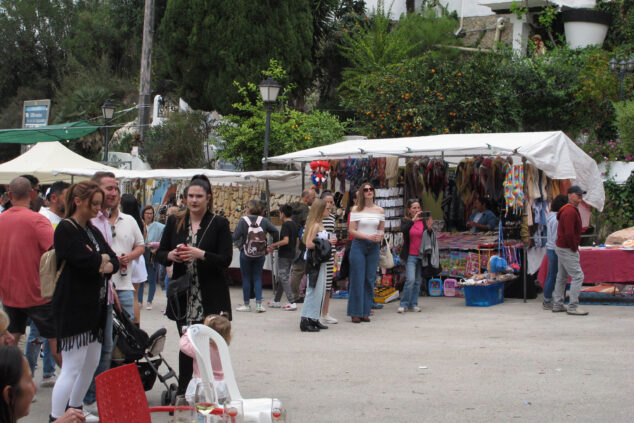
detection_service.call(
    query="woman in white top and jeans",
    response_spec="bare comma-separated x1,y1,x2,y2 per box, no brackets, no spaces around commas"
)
347,182,385,323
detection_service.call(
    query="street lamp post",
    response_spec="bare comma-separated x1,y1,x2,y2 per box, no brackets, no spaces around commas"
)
101,100,115,162
609,57,634,101
258,77,281,216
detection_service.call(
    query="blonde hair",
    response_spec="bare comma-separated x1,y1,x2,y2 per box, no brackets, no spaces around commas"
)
302,199,327,244
204,314,232,345
0,310,8,334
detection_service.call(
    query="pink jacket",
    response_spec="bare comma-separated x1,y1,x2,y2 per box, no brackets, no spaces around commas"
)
179,332,225,381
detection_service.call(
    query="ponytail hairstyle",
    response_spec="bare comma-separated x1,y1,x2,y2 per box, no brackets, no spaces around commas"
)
120,194,143,233
64,181,104,218
0,346,26,423
302,199,327,244
175,176,213,232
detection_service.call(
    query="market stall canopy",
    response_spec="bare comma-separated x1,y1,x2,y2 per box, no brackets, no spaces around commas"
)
268,131,605,211
53,168,300,182
0,121,99,144
0,141,117,184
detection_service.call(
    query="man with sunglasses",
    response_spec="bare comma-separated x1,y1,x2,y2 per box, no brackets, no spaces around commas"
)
552,185,588,316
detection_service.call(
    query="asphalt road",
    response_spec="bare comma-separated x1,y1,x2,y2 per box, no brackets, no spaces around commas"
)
27,286,634,423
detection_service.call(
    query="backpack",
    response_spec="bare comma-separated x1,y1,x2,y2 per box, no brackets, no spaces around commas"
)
40,218,77,300
243,216,267,257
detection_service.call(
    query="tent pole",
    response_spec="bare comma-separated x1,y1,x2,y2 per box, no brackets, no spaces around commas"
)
301,162,305,193
521,156,528,303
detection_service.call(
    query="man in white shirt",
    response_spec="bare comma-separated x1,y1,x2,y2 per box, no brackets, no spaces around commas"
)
38,181,69,227
109,187,145,319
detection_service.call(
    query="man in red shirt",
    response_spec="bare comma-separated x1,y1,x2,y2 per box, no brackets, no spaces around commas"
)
552,185,588,316
0,176,60,362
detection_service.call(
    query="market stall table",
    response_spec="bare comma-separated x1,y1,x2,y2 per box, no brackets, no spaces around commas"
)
537,247,634,286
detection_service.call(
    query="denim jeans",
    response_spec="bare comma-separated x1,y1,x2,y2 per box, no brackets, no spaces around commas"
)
157,264,168,291
239,251,266,303
83,304,113,404
138,260,157,304
553,246,584,310
274,257,294,303
401,255,422,308
25,320,56,378
543,249,558,303
347,239,380,317
116,290,135,318
301,263,326,320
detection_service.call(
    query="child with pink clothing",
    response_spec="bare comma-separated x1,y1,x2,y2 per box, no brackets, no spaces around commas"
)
179,314,232,403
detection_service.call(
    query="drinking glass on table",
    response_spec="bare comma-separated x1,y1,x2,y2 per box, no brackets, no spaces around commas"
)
194,382,217,422
173,395,194,423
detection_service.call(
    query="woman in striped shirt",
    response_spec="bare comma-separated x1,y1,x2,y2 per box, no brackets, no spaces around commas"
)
320,191,338,325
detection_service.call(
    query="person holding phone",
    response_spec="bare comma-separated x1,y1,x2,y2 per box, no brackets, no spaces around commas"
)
398,199,426,313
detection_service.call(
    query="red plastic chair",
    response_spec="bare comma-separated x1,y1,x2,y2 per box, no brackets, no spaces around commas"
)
95,363,175,423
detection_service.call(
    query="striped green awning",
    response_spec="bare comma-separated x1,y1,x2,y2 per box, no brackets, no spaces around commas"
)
0,120,99,144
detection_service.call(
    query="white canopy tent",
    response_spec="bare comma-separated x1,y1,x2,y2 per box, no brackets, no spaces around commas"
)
0,142,117,184
268,131,605,211
52,168,300,182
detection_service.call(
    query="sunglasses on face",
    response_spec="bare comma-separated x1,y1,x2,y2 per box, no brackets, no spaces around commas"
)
363,187,374,192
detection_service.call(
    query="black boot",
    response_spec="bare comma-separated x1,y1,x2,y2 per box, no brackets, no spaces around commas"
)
300,317,319,332
311,318,328,330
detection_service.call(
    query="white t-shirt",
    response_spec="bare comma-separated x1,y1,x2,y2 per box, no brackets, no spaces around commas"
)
110,211,145,291
349,211,385,236
39,207,62,227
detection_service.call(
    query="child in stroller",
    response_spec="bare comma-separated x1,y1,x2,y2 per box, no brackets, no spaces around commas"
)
112,308,180,405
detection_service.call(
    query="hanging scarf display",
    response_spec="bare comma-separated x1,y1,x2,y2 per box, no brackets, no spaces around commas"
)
503,164,524,216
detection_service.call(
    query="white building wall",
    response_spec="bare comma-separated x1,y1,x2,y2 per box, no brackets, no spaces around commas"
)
364,0,494,18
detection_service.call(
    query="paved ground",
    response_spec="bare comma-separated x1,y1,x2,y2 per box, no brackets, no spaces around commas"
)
28,286,634,423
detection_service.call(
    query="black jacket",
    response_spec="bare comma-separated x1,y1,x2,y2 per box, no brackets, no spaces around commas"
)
52,219,119,348
157,211,233,320
304,238,332,288
400,218,414,261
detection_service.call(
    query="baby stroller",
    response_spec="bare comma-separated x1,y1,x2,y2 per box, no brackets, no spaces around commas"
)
111,308,179,405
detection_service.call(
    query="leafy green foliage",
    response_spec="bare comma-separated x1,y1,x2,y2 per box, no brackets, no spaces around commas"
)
216,62,346,170
597,0,634,53
143,111,212,169
598,175,634,241
614,100,634,155
338,3,458,95
156,0,315,113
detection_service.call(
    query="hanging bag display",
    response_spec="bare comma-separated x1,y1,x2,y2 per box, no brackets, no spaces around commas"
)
378,237,394,269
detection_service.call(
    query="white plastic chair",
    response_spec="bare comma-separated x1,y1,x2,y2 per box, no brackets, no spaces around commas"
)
187,324,286,423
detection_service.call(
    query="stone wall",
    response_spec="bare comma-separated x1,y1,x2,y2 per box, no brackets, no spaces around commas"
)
459,14,514,49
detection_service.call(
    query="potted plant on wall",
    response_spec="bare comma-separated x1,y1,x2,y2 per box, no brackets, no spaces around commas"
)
562,0,612,49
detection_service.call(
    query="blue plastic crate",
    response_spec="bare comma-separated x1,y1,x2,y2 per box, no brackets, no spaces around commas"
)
463,282,505,307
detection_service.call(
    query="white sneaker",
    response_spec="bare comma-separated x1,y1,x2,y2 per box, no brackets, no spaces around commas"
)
83,402,99,416
397,307,405,313
268,301,281,308
40,375,56,388
255,303,266,313
236,304,251,312
409,306,422,312
83,410,100,422
321,314,338,324
282,303,297,311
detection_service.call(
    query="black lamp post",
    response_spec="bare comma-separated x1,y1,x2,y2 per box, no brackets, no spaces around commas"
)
258,77,281,217
609,57,634,101
101,100,115,162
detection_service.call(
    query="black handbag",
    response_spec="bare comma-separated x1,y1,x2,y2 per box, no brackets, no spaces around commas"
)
165,272,191,321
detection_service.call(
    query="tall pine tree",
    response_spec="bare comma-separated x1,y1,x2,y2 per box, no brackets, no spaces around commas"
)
156,0,314,113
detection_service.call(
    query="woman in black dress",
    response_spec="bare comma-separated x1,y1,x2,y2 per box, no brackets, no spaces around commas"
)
156,176,233,395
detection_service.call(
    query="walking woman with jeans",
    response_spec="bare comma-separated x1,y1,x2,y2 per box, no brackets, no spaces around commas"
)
347,182,384,323
50,182,119,421
398,199,425,313
233,200,278,313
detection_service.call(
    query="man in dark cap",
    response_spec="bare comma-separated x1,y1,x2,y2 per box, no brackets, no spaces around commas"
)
552,185,588,316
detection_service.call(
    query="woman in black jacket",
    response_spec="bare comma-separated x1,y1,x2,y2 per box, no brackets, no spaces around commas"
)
156,176,233,396
50,181,119,421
